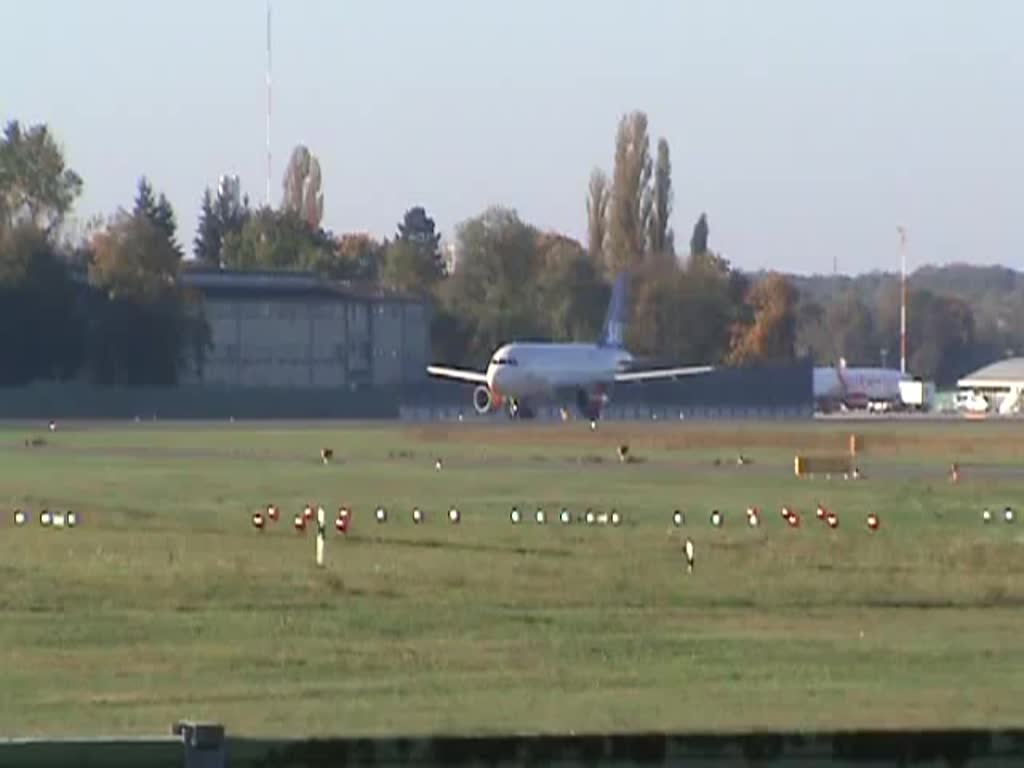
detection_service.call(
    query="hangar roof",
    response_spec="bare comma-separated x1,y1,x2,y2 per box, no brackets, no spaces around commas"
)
957,358,1024,389
181,268,422,304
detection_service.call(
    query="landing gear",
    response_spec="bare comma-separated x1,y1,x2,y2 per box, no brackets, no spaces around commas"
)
506,399,536,420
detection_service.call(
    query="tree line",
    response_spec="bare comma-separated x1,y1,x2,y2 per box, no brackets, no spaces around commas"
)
1,114,1009,389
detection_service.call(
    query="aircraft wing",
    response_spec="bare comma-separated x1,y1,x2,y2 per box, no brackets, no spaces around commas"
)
426,365,489,384
614,365,714,382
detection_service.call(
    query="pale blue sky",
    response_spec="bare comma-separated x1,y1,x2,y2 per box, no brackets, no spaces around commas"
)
3,0,1022,274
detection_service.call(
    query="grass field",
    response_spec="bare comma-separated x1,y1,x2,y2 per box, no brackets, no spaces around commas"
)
1,418,1023,737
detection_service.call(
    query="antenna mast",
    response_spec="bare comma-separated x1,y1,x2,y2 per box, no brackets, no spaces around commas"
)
898,226,907,374
266,0,272,207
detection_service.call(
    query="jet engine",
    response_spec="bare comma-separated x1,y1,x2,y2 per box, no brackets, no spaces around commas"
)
473,385,494,414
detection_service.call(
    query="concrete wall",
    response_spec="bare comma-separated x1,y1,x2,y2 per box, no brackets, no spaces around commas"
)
0,384,399,420
2,728,1019,767
183,291,426,391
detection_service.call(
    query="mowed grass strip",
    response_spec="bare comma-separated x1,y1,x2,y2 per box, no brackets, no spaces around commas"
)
0,421,1022,736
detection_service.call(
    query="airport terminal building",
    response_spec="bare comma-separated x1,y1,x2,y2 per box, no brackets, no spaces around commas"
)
179,270,430,390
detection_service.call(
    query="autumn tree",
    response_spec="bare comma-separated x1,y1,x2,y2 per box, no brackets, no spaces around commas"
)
646,138,674,258
605,111,652,276
87,207,206,385
281,145,324,228
585,168,609,266
0,120,82,234
727,273,799,365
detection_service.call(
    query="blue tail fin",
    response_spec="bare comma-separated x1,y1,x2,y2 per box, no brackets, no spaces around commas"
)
598,273,628,348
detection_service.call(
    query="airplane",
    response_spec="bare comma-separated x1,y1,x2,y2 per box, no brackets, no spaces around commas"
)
426,273,714,420
813,359,911,412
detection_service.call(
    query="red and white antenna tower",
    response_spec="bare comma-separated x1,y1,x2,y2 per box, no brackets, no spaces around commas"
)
898,226,908,374
265,0,272,207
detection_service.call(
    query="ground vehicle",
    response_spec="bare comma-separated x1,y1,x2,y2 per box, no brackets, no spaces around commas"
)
954,390,989,413
899,380,935,411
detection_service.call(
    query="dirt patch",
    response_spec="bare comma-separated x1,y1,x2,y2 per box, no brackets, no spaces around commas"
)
403,422,1024,459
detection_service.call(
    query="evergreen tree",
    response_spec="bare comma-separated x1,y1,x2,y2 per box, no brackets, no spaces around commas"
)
690,213,709,257
133,176,181,256
381,206,444,292
193,188,222,266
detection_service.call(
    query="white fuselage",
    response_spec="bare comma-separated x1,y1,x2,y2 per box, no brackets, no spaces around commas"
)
813,366,910,405
487,343,633,400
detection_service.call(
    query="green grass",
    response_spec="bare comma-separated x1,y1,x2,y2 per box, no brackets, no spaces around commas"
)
0,419,1022,737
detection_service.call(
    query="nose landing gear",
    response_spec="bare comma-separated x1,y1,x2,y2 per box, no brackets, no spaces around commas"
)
506,399,535,420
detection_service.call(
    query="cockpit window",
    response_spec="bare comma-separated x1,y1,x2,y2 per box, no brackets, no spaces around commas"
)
490,357,518,366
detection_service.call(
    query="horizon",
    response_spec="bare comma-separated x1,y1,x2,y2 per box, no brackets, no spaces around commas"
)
4,0,1023,275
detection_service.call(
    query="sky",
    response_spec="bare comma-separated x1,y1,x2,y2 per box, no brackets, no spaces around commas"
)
3,0,1023,274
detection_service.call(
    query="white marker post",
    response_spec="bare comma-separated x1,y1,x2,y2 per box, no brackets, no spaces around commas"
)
684,538,695,574
315,506,326,567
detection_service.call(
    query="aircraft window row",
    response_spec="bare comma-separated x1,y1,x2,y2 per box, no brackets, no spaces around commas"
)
491,357,519,366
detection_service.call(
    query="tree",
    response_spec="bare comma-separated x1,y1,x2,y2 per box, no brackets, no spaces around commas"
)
321,233,384,281
133,177,181,257
585,168,609,266
678,261,740,364
727,273,799,365
627,259,687,359
381,239,435,295
194,178,250,266
646,138,674,258
193,188,222,266
0,224,82,384
825,291,878,365
397,206,442,262
537,233,609,342
220,207,332,272
690,213,709,257
875,286,979,385
381,206,443,293
0,120,82,234
90,210,181,303
605,111,652,276
440,206,543,364
281,145,323,228
86,210,205,385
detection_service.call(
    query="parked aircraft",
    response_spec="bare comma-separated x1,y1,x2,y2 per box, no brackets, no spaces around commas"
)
426,274,713,420
813,360,911,411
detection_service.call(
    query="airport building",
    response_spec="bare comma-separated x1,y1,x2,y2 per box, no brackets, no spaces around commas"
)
180,270,431,390
956,357,1024,413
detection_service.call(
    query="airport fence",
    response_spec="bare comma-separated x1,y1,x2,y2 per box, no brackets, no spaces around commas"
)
0,360,813,421
2,724,1021,767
